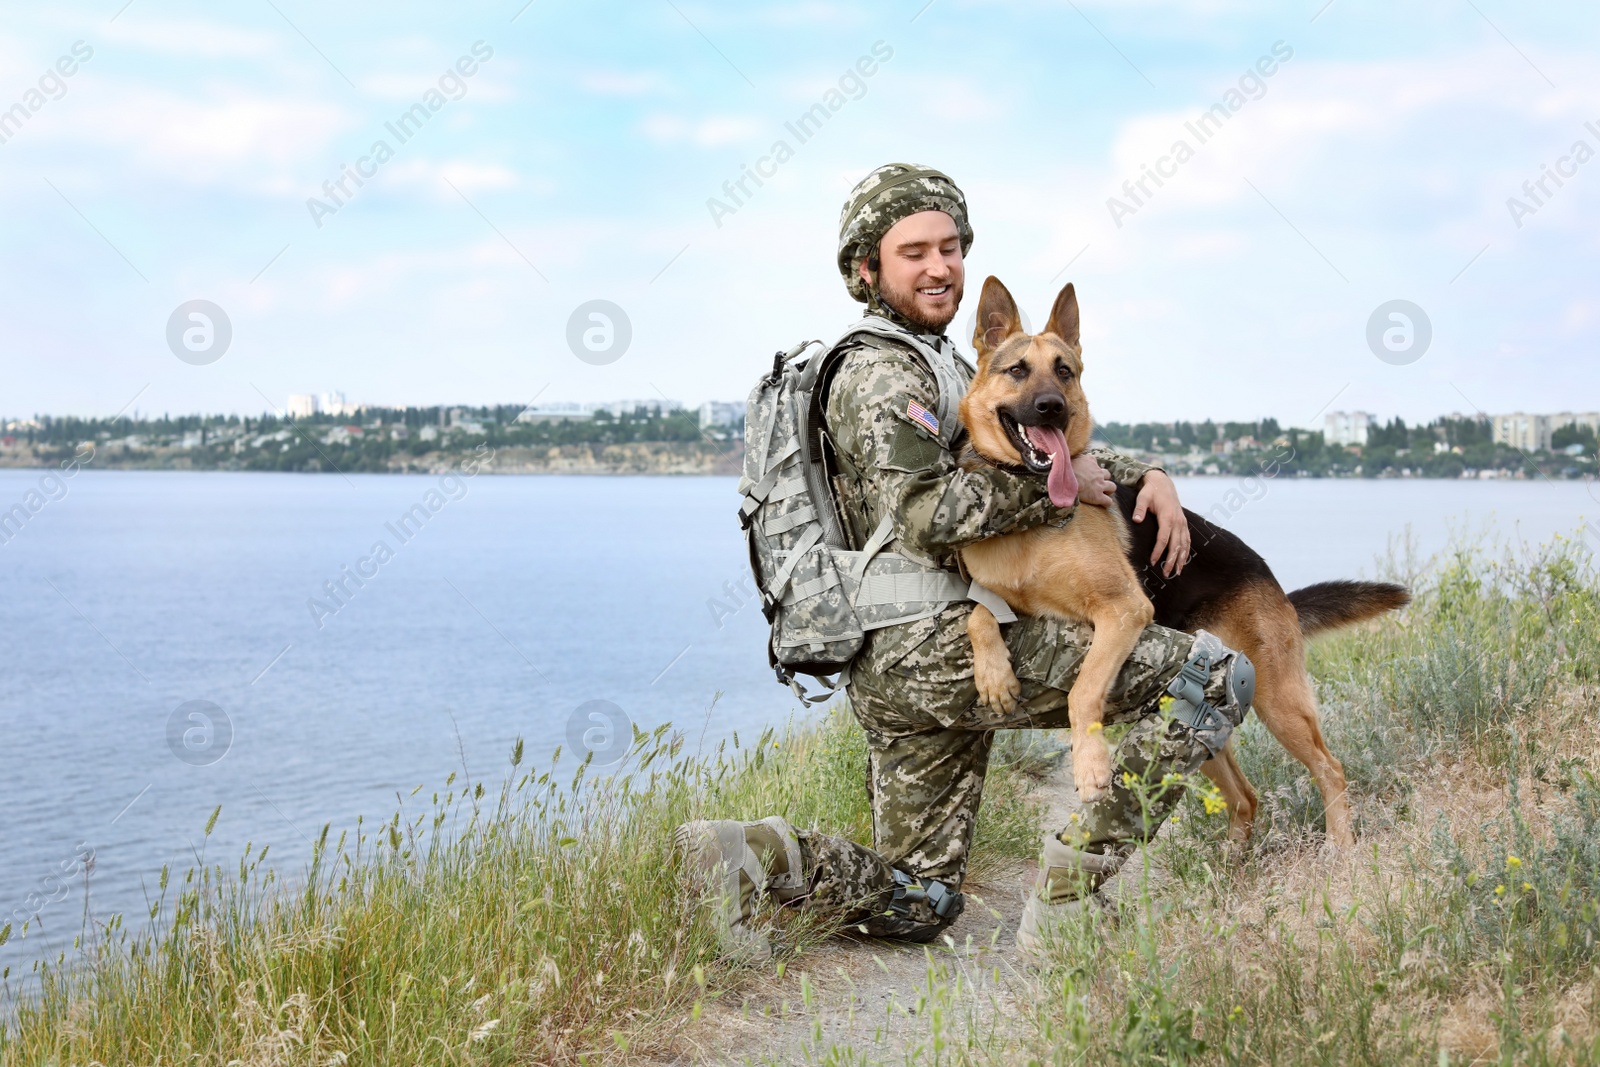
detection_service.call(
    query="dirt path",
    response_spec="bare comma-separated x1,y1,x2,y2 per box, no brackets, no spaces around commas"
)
660,763,1121,1065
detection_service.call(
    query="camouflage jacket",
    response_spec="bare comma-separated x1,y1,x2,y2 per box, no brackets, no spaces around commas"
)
823,311,1160,685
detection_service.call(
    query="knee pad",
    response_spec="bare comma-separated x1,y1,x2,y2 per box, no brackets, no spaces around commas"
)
888,867,963,919
1163,630,1254,756
866,867,964,941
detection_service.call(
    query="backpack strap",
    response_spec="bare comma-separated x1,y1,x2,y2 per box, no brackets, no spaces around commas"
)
849,514,896,585
818,318,1020,624
784,669,849,708
738,438,801,522
749,317,1020,698
830,317,969,451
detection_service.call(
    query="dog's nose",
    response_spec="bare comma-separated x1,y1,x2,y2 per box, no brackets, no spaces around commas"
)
1034,393,1065,419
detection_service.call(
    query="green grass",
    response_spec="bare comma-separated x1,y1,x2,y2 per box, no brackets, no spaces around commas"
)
0,710,1040,1064
5,530,1598,1065
792,530,1600,1066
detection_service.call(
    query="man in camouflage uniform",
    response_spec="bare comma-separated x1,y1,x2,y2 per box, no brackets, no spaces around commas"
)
679,164,1254,958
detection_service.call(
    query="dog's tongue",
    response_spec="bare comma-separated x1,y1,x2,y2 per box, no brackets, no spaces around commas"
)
1026,426,1078,507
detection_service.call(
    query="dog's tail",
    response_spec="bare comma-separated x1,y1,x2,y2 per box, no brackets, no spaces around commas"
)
1287,580,1411,637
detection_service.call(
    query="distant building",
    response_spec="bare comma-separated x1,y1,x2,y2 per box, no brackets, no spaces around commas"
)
516,402,592,422
1493,413,1550,452
320,391,353,417
509,399,688,422
1325,411,1375,447
1492,412,1600,452
287,394,319,419
698,401,744,432
1555,411,1600,437
596,399,684,418
323,425,364,444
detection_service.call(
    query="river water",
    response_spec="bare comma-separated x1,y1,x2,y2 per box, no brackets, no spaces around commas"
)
1,469,1595,973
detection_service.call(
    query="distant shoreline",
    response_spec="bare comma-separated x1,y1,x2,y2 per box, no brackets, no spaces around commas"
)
0,447,1589,481
0,441,745,478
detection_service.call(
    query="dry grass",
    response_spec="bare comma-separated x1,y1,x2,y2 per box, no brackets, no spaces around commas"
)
3,531,1597,1066
769,530,1600,1066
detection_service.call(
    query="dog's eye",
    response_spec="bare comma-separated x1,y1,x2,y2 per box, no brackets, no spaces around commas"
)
1007,365,1027,380
1056,365,1075,381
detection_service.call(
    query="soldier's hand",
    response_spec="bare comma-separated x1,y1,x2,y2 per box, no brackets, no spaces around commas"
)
1132,470,1190,577
1070,454,1115,507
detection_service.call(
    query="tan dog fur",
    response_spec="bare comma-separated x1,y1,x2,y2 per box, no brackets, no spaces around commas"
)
958,277,1151,803
956,276,1400,844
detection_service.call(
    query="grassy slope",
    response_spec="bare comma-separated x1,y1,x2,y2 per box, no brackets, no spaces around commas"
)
3,532,1598,1064
0,705,1041,1063
789,532,1600,1066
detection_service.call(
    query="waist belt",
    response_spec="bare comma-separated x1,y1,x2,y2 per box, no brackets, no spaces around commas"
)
853,567,969,607
775,541,1017,631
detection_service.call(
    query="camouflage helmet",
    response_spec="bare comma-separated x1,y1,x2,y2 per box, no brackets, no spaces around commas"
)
836,163,973,304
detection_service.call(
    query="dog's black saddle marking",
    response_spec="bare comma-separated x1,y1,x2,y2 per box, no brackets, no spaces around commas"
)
1113,484,1280,633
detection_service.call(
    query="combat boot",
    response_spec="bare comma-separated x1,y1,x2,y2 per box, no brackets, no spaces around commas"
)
674,816,806,963
1015,833,1125,959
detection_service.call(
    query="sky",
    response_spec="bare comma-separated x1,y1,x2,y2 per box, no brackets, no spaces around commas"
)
1,0,1597,428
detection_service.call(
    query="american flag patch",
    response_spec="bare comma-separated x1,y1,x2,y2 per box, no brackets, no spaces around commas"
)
906,400,939,436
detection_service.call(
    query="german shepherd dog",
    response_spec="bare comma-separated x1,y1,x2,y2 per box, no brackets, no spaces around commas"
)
958,277,1409,845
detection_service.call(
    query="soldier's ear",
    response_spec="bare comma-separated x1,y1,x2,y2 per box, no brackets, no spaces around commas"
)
1045,282,1080,349
973,276,1022,360
858,240,882,287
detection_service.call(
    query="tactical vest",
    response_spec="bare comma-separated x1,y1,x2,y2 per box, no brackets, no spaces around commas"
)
739,317,1015,705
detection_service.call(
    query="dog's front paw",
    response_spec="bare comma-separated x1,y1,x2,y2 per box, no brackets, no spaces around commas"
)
974,658,1021,715
1072,726,1113,804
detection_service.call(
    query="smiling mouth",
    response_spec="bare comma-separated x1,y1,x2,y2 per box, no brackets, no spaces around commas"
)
999,412,1056,473
918,285,950,297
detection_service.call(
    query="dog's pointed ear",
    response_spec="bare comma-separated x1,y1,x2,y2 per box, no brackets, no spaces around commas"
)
973,276,1022,359
1045,282,1080,349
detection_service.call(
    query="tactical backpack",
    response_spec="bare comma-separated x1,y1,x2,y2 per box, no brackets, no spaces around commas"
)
739,318,1016,705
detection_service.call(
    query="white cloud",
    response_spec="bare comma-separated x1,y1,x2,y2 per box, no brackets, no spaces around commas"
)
755,2,866,28
1560,299,1594,334
359,69,514,104
1100,46,1599,232
3,1,1595,421
580,70,671,96
380,158,522,197
48,82,353,194
638,113,762,146
102,17,281,58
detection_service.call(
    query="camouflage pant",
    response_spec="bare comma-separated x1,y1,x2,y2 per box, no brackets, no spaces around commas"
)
795,613,1216,935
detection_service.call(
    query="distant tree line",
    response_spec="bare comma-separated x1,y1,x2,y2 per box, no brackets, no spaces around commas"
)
8,407,1593,478
9,405,721,474
1096,415,1594,479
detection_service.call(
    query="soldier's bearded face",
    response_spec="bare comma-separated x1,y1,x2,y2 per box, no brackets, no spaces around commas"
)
866,210,965,333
